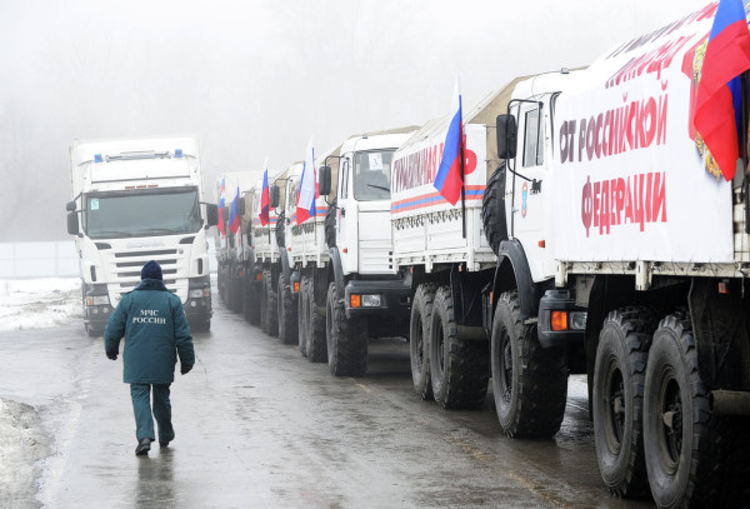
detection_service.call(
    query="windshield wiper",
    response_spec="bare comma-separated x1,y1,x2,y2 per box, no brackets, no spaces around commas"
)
367,184,390,192
140,228,187,235
90,230,134,238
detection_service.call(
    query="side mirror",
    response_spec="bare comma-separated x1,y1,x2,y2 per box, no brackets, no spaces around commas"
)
205,203,219,227
237,197,246,216
496,114,517,160
269,184,280,209
67,211,79,235
318,165,331,196
66,201,76,212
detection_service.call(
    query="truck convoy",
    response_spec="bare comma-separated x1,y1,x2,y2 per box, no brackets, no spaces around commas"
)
217,2,750,507
66,136,218,335
214,171,259,320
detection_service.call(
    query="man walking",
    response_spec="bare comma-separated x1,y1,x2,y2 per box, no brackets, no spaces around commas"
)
104,260,195,456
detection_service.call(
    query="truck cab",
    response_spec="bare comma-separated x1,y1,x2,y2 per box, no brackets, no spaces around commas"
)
66,136,218,335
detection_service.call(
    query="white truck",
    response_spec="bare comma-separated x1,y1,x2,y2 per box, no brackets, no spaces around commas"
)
391,83,573,417
214,172,259,320
276,128,415,375
245,162,300,343
393,3,750,506
506,4,750,506
66,136,218,335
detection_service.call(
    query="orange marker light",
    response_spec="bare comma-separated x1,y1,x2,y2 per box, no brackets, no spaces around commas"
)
538,240,546,248
256,273,263,281
350,294,361,308
551,311,568,331
294,281,300,292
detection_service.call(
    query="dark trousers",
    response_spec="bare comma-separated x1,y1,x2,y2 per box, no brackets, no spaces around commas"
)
130,383,174,442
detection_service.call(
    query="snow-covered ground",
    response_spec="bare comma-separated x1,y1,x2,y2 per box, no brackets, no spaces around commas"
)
0,278,82,332
0,278,81,508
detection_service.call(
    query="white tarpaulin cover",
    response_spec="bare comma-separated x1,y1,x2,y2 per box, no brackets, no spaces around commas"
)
553,3,736,263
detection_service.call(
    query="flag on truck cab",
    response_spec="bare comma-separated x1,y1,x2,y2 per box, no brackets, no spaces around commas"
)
259,158,270,226
296,138,317,224
217,177,226,237
228,183,241,234
693,0,750,181
434,77,464,205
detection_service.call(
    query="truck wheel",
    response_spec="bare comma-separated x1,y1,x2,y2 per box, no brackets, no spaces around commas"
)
593,307,656,498
262,270,278,337
218,269,225,302
491,290,567,437
86,323,103,338
230,277,243,313
244,278,261,325
644,314,711,508
326,282,368,376
325,199,337,248
191,319,211,333
277,273,297,345
306,279,327,362
481,164,508,254
298,278,309,357
429,286,489,409
410,283,437,400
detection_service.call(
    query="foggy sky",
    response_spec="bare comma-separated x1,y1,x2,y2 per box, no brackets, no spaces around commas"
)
0,0,709,241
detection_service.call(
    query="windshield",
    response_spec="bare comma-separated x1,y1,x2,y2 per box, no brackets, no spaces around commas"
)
353,150,394,201
85,188,202,239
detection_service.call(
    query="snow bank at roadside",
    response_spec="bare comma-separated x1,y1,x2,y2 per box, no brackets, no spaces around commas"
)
0,398,48,509
0,278,82,332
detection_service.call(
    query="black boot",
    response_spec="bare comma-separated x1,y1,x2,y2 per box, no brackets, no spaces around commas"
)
135,438,152,456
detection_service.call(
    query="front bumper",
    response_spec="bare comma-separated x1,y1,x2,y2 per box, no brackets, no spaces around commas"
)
185,275,212,324
344,279,410,319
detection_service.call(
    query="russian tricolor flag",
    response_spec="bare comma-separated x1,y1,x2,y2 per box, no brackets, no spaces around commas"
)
694,0,750,181
228,183,241,234
434,78,464,205
259,158,270,226
296,138,317,224
217,177,226,237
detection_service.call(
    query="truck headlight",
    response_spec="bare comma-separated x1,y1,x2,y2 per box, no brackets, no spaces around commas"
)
189,289,205,299
86,295,110,306
569,311,587,330
361,294,383,307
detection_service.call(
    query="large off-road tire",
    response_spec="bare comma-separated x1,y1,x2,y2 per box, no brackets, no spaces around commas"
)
244,278,261,325
261,270,278,336
298,277,309,357
306,279,327,362
326,282,368,377
325,199,336,248
86,323,103,338
190,319,211,333
429,286,489,409
410,283,437,400
218,269,226,303
230,276,243,314
491,290,568,437
593,307,657,498
643,314,750,508
277,273,297,345
481,164,508,254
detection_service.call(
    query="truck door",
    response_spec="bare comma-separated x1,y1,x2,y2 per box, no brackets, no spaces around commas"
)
337,155,356,273
511,102,554,282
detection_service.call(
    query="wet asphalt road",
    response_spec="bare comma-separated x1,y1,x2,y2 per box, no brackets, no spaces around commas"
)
1,300,657,508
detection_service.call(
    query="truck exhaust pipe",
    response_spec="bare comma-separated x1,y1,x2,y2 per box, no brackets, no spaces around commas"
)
709,390,750,416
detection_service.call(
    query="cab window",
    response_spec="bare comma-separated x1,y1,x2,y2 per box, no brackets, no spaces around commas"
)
522,108,545,167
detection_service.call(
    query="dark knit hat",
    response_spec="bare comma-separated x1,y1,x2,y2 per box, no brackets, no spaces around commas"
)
141,260,163,280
